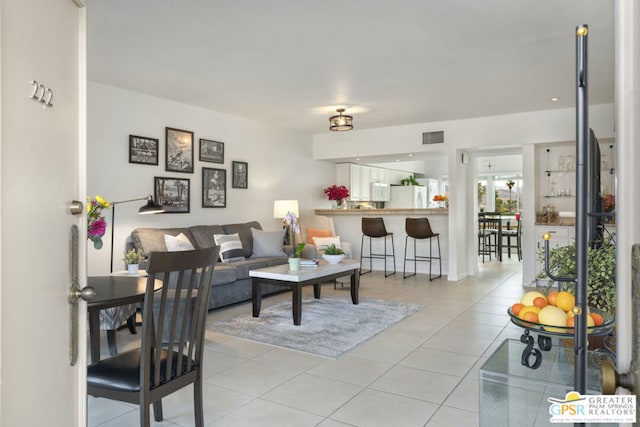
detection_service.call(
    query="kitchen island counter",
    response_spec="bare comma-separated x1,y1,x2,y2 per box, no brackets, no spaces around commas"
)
316,208,449,277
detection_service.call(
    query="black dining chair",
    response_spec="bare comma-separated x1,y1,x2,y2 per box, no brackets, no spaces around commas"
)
478,212,499,262
87,247,219,427
502,216,522,260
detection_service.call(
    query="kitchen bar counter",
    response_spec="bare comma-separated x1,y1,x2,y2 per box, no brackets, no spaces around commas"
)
315,208,449,216
316,208,449,277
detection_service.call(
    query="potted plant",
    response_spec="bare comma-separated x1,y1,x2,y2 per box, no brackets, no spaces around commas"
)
123,248,145,275
400,175,421,186
288,243,305,271
322,244,345,264
536,234,616,314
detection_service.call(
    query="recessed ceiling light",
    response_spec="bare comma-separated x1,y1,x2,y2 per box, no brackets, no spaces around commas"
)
395,159,400,162
551,97,560,102
409,154,413,157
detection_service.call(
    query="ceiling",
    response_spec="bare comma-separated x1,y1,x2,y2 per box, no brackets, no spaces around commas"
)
88,1,614,136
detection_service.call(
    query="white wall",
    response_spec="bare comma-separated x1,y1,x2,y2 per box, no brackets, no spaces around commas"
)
313,104,615,281
88,82,335,275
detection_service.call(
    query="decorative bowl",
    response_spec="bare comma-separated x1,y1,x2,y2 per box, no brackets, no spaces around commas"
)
322,254,345,264
507,306,614,337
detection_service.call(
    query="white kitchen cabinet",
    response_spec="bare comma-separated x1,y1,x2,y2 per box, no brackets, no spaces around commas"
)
336,163,363,201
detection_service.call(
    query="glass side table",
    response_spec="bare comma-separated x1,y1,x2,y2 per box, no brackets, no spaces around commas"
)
479,339,616,427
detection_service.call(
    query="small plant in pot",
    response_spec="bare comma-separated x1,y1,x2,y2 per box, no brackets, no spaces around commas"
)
322,244,345,264
123,248,145,275
288,243,305,271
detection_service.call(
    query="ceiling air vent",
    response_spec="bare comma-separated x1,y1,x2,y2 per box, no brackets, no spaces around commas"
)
422,131,444,145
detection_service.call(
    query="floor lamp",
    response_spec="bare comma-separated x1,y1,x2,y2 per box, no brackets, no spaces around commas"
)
110,194,164,272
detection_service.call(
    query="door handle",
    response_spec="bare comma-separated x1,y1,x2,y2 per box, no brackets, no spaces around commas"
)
68,224,95,366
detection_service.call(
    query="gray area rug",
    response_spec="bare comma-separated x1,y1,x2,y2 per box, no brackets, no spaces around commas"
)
208,296,423,358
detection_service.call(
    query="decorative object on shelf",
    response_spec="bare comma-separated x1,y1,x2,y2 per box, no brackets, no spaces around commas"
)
273,200,299,245
322,244,345,264
129,135,159,165
232,161,248,189
400,175,420,186
165,127,194,173
109,195,164,272
324,184,350,208
199,139,224,164
87,195,110,250
155,176,191,213
329,108,353,131
202,168,226,208
288,243,305,271
432,194,448,208
123,248,145,275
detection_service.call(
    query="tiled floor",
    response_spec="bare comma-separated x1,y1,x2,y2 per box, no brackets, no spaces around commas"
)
88,258,525,426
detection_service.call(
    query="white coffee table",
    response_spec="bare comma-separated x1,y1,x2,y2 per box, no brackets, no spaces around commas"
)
249,259,360,325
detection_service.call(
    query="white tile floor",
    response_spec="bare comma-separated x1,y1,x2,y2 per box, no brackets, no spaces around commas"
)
88,258,525,426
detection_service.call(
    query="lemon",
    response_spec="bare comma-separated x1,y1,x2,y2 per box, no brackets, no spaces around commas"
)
538,305,568,332
518,306,541,320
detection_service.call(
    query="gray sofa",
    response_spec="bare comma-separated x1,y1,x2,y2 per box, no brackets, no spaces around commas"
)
130,221,289,310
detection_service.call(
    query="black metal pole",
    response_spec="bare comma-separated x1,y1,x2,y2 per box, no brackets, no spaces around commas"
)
110,204,116,273
574,24,589,403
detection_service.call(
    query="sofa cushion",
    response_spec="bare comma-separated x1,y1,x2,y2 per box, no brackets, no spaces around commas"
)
131,227,194,256
306,227,332,244
251,228,286,258
223,221,262,257
214,233,245,262
164,233,195,251
211,264,237,286
189,225,225,249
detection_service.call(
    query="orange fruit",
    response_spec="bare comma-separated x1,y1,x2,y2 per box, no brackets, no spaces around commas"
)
518,306,541,320
533,296,547,308
555,292,575,312
590,312,604,326
511,303,524,316
522,311,539,323
547,291,559,306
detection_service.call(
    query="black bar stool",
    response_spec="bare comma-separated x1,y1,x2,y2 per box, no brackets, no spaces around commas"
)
403,217,442,280
360,217,396,277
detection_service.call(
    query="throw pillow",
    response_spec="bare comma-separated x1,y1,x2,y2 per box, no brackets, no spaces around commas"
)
250,228,286,258
213,233,245,263
306,228,332,244
312,236,342,250
164,233,195,251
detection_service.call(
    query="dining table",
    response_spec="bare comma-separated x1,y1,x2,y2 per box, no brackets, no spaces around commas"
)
86,275,162,363
481,214,516,262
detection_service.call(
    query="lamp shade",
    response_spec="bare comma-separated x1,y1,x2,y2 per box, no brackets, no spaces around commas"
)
329,108,353,131
273,200,299,218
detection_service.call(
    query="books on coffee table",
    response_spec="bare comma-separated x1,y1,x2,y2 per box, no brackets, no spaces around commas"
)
300,259,319,268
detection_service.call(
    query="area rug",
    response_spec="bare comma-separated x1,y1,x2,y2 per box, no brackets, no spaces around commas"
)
207,297,423,358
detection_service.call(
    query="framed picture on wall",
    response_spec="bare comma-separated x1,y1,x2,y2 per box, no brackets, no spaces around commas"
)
154,176,190,213
202,167,226,208
129,135,159,165
165,127,194,173
232,161,248,189
199,139,224,164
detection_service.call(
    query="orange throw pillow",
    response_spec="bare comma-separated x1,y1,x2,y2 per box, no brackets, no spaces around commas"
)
306,228,332,244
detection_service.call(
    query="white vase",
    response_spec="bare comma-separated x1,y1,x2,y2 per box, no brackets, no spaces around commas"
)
127,264,139,275
288,257,301,271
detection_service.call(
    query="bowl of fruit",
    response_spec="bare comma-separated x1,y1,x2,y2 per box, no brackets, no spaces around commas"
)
508,290,614,337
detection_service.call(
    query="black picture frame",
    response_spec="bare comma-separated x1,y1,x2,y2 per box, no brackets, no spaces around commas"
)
154,176,190,213
165,127,194,173
129,135,159,165
199,139,224,164
202,168,226,208
232,161,248,189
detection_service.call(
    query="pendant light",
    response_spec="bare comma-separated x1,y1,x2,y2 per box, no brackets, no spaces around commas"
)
329,108,353,131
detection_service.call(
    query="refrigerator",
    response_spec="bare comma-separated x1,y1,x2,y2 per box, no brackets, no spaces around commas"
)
417,178,440,207
387,185,428,208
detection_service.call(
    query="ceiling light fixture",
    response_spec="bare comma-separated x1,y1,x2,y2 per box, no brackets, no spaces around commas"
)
329,108,353,131
551,97,560,102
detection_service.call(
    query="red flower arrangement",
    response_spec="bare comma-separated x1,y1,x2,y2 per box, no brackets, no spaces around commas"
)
324,185,350,201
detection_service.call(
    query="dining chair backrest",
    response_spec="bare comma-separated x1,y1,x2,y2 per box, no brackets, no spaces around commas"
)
87,246,219,427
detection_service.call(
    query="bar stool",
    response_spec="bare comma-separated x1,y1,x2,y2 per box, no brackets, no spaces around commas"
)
360,217,396,277
403,217,442,280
